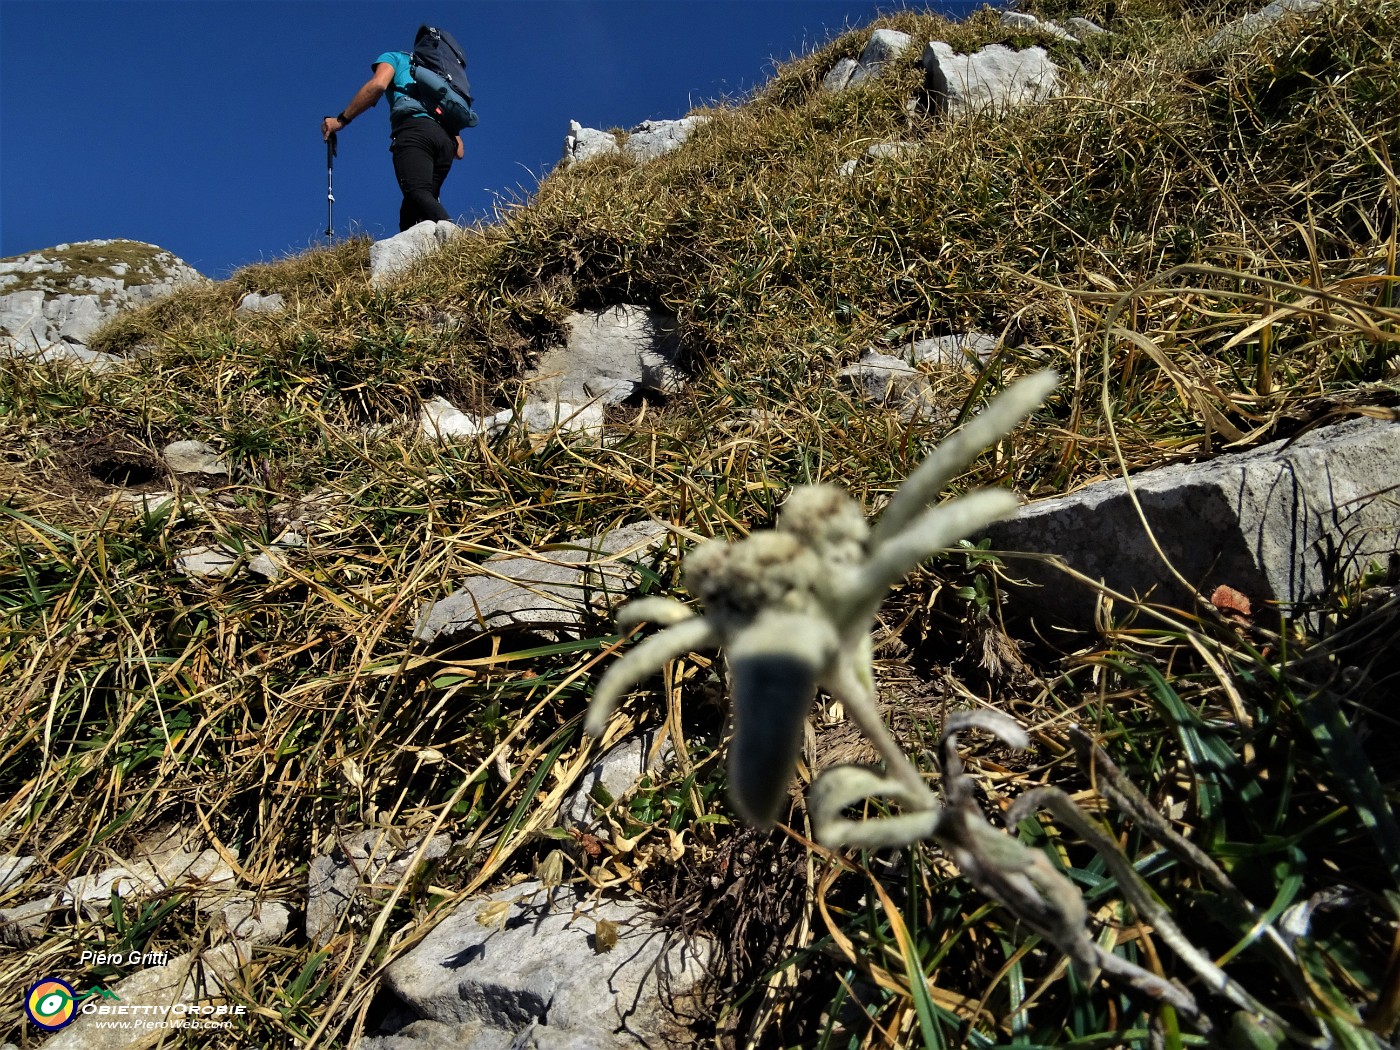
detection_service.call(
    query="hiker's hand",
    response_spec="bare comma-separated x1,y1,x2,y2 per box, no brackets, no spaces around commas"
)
456,136,464,159
321,116,345,141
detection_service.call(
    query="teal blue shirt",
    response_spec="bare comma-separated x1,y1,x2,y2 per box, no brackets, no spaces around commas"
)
374,51,432,123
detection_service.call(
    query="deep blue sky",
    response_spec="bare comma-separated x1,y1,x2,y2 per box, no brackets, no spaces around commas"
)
2,1,984,279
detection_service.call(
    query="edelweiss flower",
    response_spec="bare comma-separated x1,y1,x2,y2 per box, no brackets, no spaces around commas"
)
585,369,1059,827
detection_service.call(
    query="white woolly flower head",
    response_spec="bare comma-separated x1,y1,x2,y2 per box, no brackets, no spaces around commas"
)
586,369,1060,828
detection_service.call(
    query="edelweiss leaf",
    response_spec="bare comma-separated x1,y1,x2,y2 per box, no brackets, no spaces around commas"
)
871,369,1058,546
585,617,719,737
810,764,942,848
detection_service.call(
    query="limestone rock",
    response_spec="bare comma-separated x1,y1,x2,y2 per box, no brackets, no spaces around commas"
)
1065,16,1109,37
1205,0,1324,51
623,117,708,161
0,240,203,366
528,305,683,408
822,57,862,92
0,895,56,947
307,829,452,947
509,400,606,443
0,854,34,892
413,521,668,644
236,292,286,315
163,439,228,475
910,331,1000,369
839,351,937,420
42,943,244,1050
175,544,240,579
420,396,489,441
246,532,306,583
369,221,461,285
1000,11,1080,42
220,899,291,946
563,118,707,167
563,120,621,166
560,732,676,834
983,418,1400,629
368,880,710,1049
421,397,606,445
3,827,240,946
919,42,1062,116
824,28,914,90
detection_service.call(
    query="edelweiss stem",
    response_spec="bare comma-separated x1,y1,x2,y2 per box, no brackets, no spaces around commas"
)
325,133,337,239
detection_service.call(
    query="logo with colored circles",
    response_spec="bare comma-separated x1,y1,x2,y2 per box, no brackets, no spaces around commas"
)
25,977,77,1030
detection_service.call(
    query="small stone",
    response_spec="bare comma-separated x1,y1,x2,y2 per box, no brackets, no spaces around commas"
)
910,331,1000,369
561,732,675,834
175,544,240,578
221,899,291,945
163,439,228,475
420,397,487,441
236,292,286,315
0,854,35,892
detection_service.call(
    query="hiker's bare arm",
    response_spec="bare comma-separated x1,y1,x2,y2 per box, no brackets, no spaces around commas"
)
456,136,464,159
322,64,395,139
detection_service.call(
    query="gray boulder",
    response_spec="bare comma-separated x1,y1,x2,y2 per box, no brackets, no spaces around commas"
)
822,58,862,93
369,221,461,285
919,42,1062,116
236,291,286,315
984,418,1400,629
824,28,915,90
563,118,707,167
623,117,709,161
839,351,937,420
163,439,228,476
367,880,710,1049
414,521,669,644
910,331,1000,370
1205,0,1324,51
528,305,684,408
563,121,621,166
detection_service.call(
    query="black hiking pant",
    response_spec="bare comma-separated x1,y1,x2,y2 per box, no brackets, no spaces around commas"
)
389,118,455,231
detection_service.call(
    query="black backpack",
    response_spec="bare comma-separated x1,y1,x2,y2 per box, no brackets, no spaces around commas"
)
404,25,478,133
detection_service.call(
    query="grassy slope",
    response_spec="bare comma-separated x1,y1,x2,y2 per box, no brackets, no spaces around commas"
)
2,1,1398,1046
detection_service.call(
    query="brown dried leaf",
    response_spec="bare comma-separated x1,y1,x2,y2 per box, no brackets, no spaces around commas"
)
593,917,618,954
1210,584,1253,623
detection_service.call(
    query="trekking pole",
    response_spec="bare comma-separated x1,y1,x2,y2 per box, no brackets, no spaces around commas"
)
325,131,337,238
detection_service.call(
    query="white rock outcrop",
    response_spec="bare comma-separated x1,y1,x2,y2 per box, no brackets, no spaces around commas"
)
0,239,203,367
920,42,1062,115
823,28,915,91
362,880,711,1050
984,418,1400,628
368,220,462,285
562,117,708,167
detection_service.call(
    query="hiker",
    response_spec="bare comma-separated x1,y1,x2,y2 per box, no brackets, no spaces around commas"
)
321,27,476,232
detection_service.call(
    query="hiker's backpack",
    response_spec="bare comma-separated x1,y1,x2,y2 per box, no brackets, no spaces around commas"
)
404,25,478,134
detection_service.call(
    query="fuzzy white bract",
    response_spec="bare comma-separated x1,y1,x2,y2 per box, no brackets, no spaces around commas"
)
585,368,1059,827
